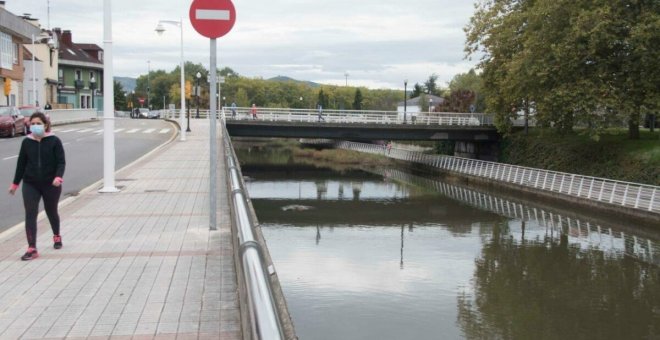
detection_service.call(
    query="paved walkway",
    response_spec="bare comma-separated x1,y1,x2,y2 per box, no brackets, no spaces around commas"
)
0,119,240,339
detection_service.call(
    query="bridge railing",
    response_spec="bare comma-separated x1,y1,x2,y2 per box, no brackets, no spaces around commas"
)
222,125,285,340
376,168,658,265
334,141,660,214
207,107,495,126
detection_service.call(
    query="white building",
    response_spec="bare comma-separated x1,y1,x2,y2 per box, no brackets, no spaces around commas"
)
396,94,444,121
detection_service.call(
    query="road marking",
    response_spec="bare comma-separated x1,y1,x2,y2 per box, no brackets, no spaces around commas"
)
60,129,77,133
77,128,93,133
2,155,18,161
142,129,155,134
93,129,104,133
114,128,125,133
126,129,140,134
159,129,170,134
63,142,71,146
196,9,230,20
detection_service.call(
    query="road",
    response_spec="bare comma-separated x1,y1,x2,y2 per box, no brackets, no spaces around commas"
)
0,118,176,233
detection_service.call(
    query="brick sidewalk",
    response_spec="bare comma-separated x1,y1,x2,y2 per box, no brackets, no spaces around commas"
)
0,119,240,339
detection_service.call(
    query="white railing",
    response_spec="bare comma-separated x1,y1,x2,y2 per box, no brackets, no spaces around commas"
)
206,107,493,126
334,141,660,214
377,168,658,265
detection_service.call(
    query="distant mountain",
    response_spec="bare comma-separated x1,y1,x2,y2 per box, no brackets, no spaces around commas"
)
115,77,136,92
268,76,320,88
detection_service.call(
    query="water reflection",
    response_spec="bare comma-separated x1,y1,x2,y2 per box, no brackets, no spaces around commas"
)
239,148,660,340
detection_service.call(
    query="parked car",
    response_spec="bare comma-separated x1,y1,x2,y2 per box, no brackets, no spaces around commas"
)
138,108,150,119
19,105,49,133
0,106,26,137
147,110,160,119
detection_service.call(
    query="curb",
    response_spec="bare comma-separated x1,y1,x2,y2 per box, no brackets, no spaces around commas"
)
0,119,180,243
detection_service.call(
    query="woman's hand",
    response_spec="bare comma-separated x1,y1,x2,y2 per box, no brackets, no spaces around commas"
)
8,183,18,195
52,177,63,187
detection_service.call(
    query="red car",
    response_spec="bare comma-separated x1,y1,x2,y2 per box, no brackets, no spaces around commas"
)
0,106,26,137
19,105,48,134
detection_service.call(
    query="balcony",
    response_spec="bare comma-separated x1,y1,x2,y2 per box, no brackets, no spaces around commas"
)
74,80,84,89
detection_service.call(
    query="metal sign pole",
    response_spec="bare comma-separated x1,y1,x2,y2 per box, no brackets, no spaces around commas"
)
209,38,217,230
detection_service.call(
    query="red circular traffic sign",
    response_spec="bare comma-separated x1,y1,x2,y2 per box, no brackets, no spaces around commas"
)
189,0,236,38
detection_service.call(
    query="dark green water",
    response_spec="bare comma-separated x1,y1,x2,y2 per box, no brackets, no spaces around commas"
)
237,144,660,340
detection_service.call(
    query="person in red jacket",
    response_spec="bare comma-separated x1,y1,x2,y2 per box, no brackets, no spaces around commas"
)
8,112,66,261
251,103,258,120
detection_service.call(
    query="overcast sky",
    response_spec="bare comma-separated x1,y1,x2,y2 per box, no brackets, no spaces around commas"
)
7,0,480,89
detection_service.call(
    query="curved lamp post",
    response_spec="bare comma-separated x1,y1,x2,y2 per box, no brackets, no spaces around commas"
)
155,19,186,141
195,72,201,119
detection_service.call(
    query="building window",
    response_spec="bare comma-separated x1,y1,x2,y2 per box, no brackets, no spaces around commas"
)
0,32,12,69
98,51,103,62
75,69,82,80
58,69,64,84
12,43,18,64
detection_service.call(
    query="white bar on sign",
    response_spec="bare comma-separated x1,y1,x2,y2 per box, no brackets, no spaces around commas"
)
196,9,230,20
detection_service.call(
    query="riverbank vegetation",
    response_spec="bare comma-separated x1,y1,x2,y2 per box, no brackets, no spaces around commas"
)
500,129,660,185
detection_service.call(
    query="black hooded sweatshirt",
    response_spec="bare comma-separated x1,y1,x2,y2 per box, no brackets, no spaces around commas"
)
12,134,66,185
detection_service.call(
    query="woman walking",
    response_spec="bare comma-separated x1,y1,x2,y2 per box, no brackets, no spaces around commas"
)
8,112,66,261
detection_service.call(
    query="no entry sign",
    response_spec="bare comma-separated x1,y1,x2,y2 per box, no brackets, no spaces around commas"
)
189,0,236,38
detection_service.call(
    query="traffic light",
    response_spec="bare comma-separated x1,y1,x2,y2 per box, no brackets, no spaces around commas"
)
185,80,192,99
3,79,10,96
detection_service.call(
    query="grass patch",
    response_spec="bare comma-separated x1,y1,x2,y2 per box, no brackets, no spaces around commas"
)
500,129,659,185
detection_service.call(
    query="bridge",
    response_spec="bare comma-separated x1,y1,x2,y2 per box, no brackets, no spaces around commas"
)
178,107,501,141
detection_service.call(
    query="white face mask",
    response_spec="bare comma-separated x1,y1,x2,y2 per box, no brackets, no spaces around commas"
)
31,124,45,137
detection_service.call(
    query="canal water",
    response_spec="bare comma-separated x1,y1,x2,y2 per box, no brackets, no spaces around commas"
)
236,143,660,340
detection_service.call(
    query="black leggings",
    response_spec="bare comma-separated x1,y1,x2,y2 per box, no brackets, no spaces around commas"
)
22,181,62,248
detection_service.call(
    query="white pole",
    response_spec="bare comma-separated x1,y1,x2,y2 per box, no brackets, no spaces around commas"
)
179,18,186,141
209,38,217,230
99,0,118,193
31,34,36,106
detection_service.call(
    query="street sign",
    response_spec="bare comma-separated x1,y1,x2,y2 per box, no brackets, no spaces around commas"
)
138,98,145,104
189,0,236,38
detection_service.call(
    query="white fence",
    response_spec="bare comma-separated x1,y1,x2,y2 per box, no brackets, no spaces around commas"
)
377,168,657,265
202,107,492,126
335,141,660,214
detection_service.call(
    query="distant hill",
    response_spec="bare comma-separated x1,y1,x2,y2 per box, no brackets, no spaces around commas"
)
268,76,320,88
115,77,136,92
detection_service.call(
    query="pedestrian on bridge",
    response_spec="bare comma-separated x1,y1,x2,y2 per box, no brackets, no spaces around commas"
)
8,112,66,261
317,104,325,122
231,101,237,118
251,103,258,120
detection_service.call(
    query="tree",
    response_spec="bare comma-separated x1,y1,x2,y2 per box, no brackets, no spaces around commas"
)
317,89,329,109
113,81,127,110
411,83,424,98
352,88,363,110
449,69,484,112
465,0,659,138
424,74,440,96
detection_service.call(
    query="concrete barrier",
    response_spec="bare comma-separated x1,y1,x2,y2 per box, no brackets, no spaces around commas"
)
47,109,98,126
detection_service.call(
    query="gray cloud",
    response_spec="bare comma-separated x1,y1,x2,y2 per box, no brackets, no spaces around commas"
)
7,0,479,89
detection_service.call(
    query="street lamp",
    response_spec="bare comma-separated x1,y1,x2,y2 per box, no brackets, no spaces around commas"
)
195,72,201,119
403,79,408,124
30,32,52,107
90,75,96,109
155,18,186,141
429,98,432,113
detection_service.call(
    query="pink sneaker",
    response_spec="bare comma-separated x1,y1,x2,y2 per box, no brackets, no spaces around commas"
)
53,235,62,249
21,247,39,261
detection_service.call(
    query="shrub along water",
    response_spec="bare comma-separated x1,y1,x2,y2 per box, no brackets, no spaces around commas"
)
499,130,660,186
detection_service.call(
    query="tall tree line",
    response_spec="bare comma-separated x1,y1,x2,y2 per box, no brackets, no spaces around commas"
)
465,0,659,138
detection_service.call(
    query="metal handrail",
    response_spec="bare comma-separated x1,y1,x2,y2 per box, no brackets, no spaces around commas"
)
201,107,494,126
222,124,284,340
334,141,660,214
